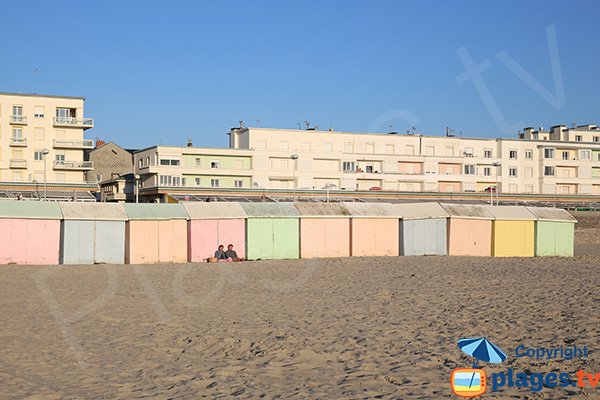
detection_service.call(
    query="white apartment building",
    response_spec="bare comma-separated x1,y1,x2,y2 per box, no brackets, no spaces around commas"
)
133,125,600,200
0,93,94,186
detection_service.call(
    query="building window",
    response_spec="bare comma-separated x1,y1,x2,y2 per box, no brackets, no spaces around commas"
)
170,160,180,166
525,149,533,159
342,161,355,172
562,151,570,160
575,135,583,142
533,133,539,140
581,150,591,160
12,105,23,117
55,153,65,162
484,149,492,158
211,161,220,168
544,166,555,176
211,179,219,187
234,180,243,188
12,127,24,142
160,159,170,166
159,159,180,166
594,136,599,143
365,165,374,173
509,150,517,159
34,106,44,118
483,167,491,176
464,147,474,157
34,151,44,161
464,165,476,175
509,167,518,177
195,177,200,185
544,149,555,159
195,157,201,166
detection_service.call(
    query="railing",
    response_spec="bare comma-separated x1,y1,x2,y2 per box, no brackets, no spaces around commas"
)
9,137,27,146
53,160,94,170
53,139,94,149
10,115,27,124
53,117,94,128
9,159,27,168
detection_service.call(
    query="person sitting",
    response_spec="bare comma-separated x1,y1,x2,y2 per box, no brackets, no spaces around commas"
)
214,245,228,261
225,244,244,261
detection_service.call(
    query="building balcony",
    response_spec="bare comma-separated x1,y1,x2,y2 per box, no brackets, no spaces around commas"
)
53,139,94,149
9,115,27,125
9,159,27,168
53,160,94,170
9,137,27,147
53,117,94,130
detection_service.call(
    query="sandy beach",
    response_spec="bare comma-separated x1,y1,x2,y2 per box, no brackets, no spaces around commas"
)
0,212,598,399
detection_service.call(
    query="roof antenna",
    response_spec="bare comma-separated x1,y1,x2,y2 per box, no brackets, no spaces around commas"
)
256,119,261,127
296,122,302,130
329,122,333,131
304,120,310,130
187,138,193,147
239,120,245,128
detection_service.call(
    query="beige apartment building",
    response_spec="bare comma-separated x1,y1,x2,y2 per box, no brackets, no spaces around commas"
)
0,93,94,188
133,124,600,201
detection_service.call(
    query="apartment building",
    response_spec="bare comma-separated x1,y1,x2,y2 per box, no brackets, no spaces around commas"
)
0,93,94,188
133,125,600,201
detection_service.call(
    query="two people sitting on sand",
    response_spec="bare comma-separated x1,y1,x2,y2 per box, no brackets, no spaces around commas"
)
214,244,244,262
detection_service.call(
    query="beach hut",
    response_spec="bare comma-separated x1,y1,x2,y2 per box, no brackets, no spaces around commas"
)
484,205,536,257
0,200,62,265
441,203,494,257
182,202,247,262
241,203,300,260
393,202,448,256
526,206,576,257
124,203,188,264
345,203,401,257
294,203,351,258
59,202,128,264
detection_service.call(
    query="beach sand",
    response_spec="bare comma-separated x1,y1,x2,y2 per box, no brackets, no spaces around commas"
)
0,214,598,399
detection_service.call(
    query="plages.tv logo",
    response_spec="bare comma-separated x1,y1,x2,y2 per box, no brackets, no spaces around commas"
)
451,337,507,398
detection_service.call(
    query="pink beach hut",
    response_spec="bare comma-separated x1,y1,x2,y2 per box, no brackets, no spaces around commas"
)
345,202,401,257
0,200,62,265
182,202,247,262
440,203,494,256
294,202,351,258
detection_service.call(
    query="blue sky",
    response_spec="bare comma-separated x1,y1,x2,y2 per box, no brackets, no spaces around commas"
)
1,0,599,149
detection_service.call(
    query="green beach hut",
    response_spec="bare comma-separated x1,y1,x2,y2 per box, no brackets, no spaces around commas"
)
526,206,577,257
241,202,300,260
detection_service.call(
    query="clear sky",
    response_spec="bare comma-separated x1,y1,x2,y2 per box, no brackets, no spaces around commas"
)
1,0,599,149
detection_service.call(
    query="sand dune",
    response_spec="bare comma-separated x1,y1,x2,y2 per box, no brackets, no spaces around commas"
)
0,217,598,399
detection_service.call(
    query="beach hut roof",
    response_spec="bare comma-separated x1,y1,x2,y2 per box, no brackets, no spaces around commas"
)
59,202,128,221
525,206,577,223
439,203,494,220
124,203,188,220
390,202,448,220
0,199,62,220
182,202,247,219
483,205,536,221
294,202,350,217
240,202,300,217
344,202,402,218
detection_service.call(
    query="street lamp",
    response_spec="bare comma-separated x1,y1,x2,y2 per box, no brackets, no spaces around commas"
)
290,154,298,202
492,162,501,206
41,148,50,200
134,174,141,203
323,183,337,203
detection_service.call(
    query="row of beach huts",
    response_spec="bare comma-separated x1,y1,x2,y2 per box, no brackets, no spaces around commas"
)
0,200,576,265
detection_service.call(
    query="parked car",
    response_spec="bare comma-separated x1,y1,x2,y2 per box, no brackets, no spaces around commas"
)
369,186,382,191
484,186,497,192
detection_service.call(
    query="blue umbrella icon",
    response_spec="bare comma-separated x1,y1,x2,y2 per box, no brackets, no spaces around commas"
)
458,337,507,365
